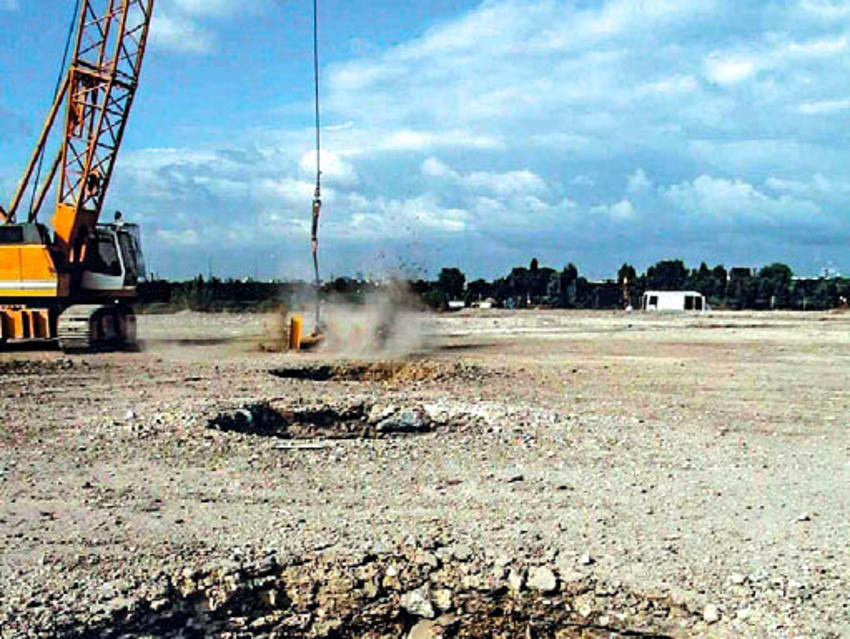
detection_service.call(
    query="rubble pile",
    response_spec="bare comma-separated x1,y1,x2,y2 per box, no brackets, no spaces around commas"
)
55,543,693,638
0,358,83,376
270,360,486,386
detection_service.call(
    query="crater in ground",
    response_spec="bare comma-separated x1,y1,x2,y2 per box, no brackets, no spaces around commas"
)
208,401,435,440
57,547,689,638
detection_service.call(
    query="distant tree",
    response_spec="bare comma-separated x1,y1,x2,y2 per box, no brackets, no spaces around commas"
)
409,279,432,297
711,265,728,300
558,263,579,308
546,273,561,303
574,276,593,308
466,278,493,303
646,259,688,290
756,263,793,309
727,268,755,309
530,258,539,274
531,267,557,303
423,286,448,310
437,267,466,300
491,277,509,304
507,267,531,306
331,277,353,294
686,262,712,295
618,263,637,285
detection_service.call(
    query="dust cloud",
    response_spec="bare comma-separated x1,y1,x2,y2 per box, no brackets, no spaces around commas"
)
309,287,434,358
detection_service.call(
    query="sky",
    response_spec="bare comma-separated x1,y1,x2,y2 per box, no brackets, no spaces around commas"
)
1,0,850,281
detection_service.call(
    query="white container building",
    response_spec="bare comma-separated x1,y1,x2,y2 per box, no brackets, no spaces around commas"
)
642,290,707,312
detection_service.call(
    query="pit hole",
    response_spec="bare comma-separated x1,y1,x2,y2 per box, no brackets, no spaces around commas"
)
57,549,687,638
208,402,434,439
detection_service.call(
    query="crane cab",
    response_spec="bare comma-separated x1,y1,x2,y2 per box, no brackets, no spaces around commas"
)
81,222,146,296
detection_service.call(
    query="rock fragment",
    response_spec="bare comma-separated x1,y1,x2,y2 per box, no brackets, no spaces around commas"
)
703,603,721,624
508,567,525,593
377,407,432,433
527,566,558,593
408,619,441,639
400,584,436,619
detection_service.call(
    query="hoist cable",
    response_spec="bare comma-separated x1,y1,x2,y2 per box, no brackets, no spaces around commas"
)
310,0,323,331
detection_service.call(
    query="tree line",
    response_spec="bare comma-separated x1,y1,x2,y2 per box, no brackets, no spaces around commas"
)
415,259,850,311
136,259,850,313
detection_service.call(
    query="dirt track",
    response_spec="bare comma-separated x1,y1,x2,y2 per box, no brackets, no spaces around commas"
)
0,310,848,638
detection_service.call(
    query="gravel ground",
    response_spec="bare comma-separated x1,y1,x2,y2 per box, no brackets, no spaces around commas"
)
0,309,848,637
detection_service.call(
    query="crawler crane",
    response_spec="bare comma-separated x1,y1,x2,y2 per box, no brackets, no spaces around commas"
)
0,0,154,350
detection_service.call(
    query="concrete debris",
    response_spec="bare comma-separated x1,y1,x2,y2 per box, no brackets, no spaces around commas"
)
2,543,702,637
527,566,558,593
579,553,595,566
400,584,436,619
703,603,721,624
408,619,441,639
376,407,432,434
508,567,525,594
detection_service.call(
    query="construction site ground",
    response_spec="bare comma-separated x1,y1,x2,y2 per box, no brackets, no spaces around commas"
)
0,309,848,638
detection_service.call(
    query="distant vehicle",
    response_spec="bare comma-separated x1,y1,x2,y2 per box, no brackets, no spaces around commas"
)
447,300,467,311
642,290,707,312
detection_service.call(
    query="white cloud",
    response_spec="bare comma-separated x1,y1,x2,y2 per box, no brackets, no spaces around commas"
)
421,157,453,178
702,34,849,87
797,0,850,19
167,0,268,18
298,150,359,188
638,74,699,95
570,175,595,187
379,130,503,153
148,0,269,54
536,0,719,51
421,157,546,196
592,199,636,219
325,0,724,141
764,176,811,195
157,229,201,246
797,98,850,114
765,173,850,196
662,175,821,221
703,54,757,85
465,169,545,196
325,121,355,132
254,178,314,206
149,11,214,54
783,34,849,57
627,169,652,193
316,193,471,240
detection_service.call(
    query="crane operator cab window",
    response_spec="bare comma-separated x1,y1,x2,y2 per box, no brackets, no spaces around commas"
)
88,233,123,277
84,224,145,284
117,230,143,285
